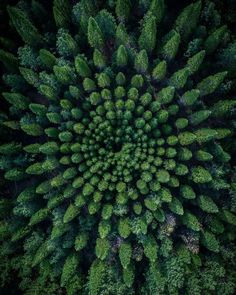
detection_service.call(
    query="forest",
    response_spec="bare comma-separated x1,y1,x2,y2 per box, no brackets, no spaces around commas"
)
0,0,236,294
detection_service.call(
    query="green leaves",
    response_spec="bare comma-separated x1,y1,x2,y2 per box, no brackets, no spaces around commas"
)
63,204,80,223
75,56,91,78
61,253,79,287
174,0,202,39
134,50,149,73
88,260,105,295
198,195,218,213
75,232,88,251
53,0,71,28
178,132,196,146
139,13,157,53
93,49,106,69
201,231,219,252
116,45,128,67
118,218,131,238
169,68,190,89
29,208,50,226
116,0,131,21
7,6,42,45
0,143,22,155
190,110,211,125
143,236,158,262
168,197,184,215
98,220,111,238
26,163,44,175
182,212,201,231
39,142,59,155
192,167,212,184
88,17,104,49
149,0,165,23
119,242,132,269
19,67,39,86
181,89,200,106
39,49,57,68
180,185,196,199
0,49,18,71
53,65,75,84
152,60,167,81
197,71,228,96
57,29,78,57
2,92,29,110
160,30,180,60
158,86,175,104
187,50,205,74
95,238,110,260
194,128,218,143
204,25,227,55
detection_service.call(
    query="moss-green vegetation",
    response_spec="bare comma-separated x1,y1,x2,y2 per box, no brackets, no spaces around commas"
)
0,0,236,294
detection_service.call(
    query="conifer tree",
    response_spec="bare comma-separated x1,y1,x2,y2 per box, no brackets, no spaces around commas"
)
138,13,157,54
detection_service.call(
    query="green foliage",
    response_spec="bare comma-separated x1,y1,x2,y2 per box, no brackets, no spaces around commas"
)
75,55,91,78
134,50,149,73
95,238,110,260
149,0,165,24
0,1,235,294
88,17,104,49
57,29,77,57
174,0,202,39
119,242,132,269
88,259,106,295
118,218,131,238
198,195,218,213
116,0,131,21
3,92,29,110
39,49,57,69
138,13,157,53
63,204,80,223
168,197,184,215
204,25,227,54
192,166,212,183
7,6,42,46
182,212,200,231
197,71,228,96
143,236,158,262
75,232,88,251
169,67,190,89
187,50,205,74
152,60,167,81
161,30,180,60
53,0,71,28
201,231,220,253
29,208,50,226
61,253,79,287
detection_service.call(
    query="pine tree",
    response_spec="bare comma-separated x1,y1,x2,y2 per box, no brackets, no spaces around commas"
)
7,6,43,46
197,72,228,96
134,50,149,73
204,25,227,55
88,17,104,50
149,0,165,24
53,0,71,28
138,13,157,54
116,0,131,21
160,30,180,60
174,1,202,39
